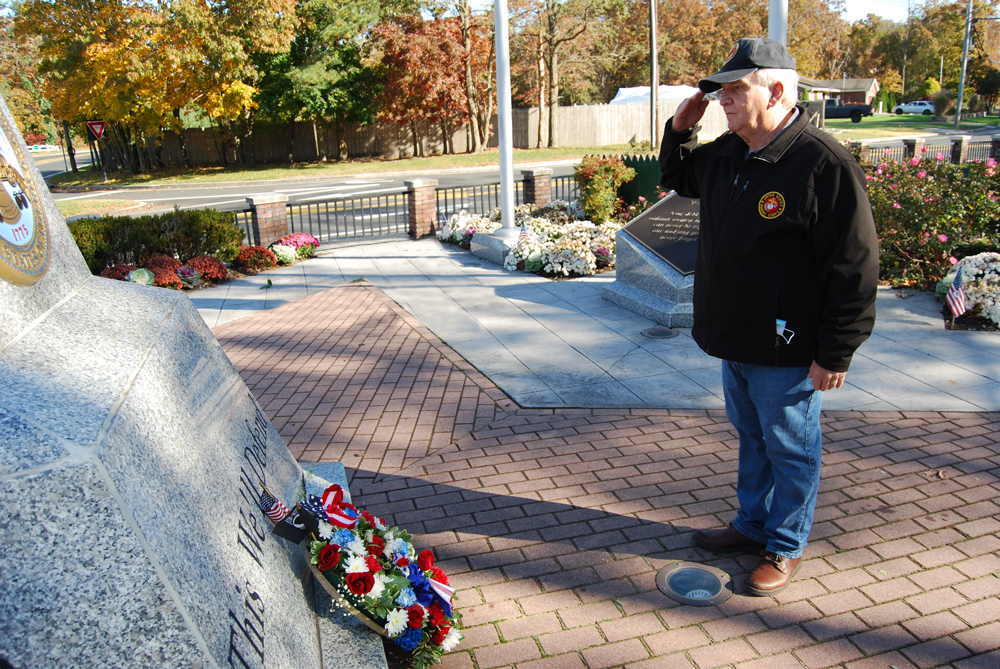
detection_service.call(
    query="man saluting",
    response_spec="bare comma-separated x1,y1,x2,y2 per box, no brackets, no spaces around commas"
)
659,37,879,595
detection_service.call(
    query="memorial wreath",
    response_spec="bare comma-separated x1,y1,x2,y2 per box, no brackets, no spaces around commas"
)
259,484,462,669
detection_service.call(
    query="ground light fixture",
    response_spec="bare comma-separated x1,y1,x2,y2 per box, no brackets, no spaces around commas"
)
641,326,679,339
655,561,733,606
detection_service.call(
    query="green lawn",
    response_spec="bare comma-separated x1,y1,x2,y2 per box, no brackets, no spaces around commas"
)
823,113,1000,141
55,198,152,218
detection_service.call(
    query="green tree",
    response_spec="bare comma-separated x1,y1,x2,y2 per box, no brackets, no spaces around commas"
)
0,15,53,141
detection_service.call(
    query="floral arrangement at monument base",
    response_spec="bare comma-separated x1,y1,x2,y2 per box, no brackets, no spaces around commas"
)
937,252,1000,325
436,210,502,247
258,484,462,669
278,232,321,258
436,201,621,277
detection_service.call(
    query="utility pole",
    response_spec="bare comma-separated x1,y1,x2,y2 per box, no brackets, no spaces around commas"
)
650,0,658,149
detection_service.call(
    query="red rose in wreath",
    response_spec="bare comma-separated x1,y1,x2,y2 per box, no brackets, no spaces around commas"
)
365,555,383,573
407,605,425,629
426,567,448,585
428,602,445,627
431,623,450,646
367,536,385,556
417,549,435,571
318,544,340,571
345,572,375,596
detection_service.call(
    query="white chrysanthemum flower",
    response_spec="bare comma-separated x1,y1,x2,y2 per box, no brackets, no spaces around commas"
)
367,572,388,600
316,521,334,541
346,537,367,556
270,244,297,265
344,555,369,573
365,529,374,543
385,608,408,637
441,627,463,652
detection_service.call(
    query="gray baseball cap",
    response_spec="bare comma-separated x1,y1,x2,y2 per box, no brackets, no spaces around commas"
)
699,38,796,93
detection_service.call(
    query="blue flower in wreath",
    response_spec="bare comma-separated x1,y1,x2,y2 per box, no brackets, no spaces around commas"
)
396,588,417,608
332,529,355,547
393,627,423,652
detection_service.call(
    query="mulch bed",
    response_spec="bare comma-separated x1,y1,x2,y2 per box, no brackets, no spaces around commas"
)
942,305,1000,331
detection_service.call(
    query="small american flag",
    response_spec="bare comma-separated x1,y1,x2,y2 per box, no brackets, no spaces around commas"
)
946,270,966,318
258,487,290,524
519,225,529,240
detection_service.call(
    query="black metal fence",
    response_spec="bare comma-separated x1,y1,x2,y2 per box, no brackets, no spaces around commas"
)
435,182,524,220
234,209,254,245
858,141,994,167
286,191,409,242
552,175,580,202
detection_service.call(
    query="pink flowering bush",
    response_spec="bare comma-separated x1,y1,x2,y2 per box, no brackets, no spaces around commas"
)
278,232,321,258
866,152,1000,288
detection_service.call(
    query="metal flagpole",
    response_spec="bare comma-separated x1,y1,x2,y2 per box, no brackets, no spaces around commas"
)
768,0,788,45
650,0,658,150
956,0,974,129
494,0,518,238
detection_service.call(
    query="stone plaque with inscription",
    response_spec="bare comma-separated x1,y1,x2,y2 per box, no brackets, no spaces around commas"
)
620,192,699,276
603,192,699,328
0,94,384,669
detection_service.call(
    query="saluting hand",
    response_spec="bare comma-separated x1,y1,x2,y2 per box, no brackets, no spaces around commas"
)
673,91,710,132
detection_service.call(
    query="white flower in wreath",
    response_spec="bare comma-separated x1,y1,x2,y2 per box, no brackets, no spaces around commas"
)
385,608,409,637
441,627,463,652
344,554,369,573
367,572,389,600
317,520,334,541
345,537,368,557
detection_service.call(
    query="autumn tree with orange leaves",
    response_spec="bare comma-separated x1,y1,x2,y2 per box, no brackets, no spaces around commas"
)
374,15,470,156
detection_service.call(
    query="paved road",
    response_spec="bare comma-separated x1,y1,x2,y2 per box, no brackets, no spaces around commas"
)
47,161,579,216
40,119,1000,217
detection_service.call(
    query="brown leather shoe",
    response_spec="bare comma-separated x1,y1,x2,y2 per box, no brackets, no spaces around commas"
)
693,523,767,554
745,552,802,596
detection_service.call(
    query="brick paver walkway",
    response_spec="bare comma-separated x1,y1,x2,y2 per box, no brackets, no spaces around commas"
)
215,282,1000,669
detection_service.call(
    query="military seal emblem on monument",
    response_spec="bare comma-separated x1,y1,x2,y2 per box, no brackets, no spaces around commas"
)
0,113,50,285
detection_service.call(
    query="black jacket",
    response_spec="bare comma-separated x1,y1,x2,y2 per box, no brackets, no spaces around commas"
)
659,106,878,372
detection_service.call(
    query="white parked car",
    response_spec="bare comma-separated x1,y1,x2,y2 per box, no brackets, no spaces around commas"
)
892,101,935,115
27,144,60,152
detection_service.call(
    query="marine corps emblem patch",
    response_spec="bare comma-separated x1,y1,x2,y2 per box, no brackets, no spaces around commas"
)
758,192,785,220
0,114,50,285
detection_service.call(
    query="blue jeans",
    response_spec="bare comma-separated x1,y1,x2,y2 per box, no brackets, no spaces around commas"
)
722,360,824,559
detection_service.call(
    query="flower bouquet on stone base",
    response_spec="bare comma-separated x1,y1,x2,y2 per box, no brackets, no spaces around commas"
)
260,484,462,669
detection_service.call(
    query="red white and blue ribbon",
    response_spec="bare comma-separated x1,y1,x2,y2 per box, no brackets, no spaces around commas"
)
320,484,359,529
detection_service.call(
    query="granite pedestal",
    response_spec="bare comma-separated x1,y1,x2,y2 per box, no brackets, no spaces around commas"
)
602,230,695,327
470,232,516,266
0,95,385,669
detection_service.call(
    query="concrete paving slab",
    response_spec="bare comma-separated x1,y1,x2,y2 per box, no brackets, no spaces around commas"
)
595,349,674,379
940,381,1000,410
553,380,644,407
618,370,726,407
849,368,943,402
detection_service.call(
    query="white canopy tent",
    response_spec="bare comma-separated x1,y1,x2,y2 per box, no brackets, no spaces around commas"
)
610,85,700,105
